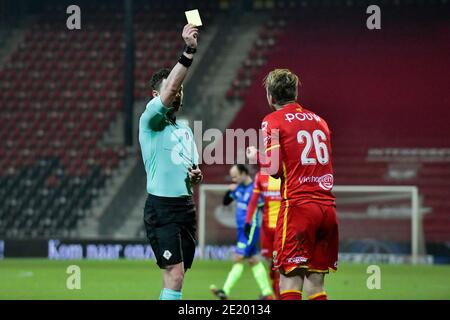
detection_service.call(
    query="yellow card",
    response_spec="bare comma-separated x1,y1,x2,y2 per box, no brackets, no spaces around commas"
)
185,9,203,27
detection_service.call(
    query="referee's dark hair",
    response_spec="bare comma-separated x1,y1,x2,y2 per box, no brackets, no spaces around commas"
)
150,68,171,91
235,164,249,175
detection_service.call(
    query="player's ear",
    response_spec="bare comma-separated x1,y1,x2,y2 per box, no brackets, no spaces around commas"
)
152,90,159,98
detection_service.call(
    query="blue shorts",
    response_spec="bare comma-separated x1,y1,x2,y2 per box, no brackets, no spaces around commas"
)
234,225,260,257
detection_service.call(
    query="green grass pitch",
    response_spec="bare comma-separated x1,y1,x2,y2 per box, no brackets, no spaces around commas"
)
0,259,449,300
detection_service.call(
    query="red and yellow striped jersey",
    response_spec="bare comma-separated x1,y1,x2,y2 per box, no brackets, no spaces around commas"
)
245,171,282,229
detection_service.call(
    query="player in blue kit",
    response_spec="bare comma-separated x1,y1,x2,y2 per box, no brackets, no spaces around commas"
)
210,164,274,300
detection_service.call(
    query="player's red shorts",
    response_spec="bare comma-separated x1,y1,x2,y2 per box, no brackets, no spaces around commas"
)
260,224,276,260
273,202,338,274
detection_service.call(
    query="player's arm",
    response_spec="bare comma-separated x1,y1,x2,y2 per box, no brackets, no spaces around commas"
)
245,173,261,225
246,145,280,178
243,174,261,238
258,118,282,178
223,185,237,206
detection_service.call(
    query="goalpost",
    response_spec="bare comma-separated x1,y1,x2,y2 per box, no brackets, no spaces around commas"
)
198,184,426,265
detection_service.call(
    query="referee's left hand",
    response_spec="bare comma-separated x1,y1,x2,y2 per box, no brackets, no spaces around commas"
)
188,167,203,185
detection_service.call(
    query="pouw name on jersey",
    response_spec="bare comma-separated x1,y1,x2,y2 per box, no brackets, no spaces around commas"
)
284,112,322,123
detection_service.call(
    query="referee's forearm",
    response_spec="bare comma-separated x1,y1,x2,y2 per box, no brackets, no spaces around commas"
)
161,53,194,106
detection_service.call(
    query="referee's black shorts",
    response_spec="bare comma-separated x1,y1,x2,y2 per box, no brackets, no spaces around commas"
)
144,193,197,270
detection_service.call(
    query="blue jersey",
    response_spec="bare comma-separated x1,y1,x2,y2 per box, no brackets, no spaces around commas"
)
230,182,262,229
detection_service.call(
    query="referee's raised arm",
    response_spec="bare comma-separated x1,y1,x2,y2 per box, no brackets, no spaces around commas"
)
160,24,198,107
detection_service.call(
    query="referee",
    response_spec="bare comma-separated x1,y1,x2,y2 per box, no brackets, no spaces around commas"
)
138,24,202,300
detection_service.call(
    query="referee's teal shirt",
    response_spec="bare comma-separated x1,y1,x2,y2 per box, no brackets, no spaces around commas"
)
139,96,199,197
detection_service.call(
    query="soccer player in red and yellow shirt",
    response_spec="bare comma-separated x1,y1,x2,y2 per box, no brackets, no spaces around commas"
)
243,169,282,298
257,69,338,301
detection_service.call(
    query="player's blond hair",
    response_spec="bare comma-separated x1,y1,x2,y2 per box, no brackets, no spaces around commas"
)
263,69,300,105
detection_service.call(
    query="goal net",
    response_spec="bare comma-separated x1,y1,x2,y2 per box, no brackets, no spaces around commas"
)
198,184,430,264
